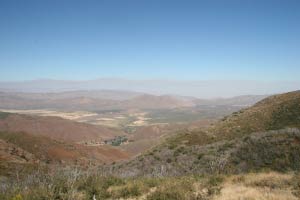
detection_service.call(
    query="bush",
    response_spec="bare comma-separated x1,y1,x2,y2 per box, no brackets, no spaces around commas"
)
110,183,142,199
147,178,195,200
11,194,23,200
207,175,224,187
292,174,300,197
147,189,185,200
76,175,125,199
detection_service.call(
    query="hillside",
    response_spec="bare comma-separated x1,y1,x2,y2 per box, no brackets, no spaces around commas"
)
169,90,300,146
0,130,130,177
0,112,131,177
210,90,300,140
113,91,300,176
0,112,123,143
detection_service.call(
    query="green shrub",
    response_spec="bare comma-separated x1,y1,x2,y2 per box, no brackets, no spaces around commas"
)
154,155,160,161
147,178,195,200
77,176,125,199
207,175,224,187
147,189,185,200
11,194,23,200
111,183,142,198
197,154,203,160
292,174,300,197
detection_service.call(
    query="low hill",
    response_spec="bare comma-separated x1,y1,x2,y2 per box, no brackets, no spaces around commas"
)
121,94,196,109
113,91,300,176
0,112,123,143
0,130,130,177
0,138,39,178
0,112,131,176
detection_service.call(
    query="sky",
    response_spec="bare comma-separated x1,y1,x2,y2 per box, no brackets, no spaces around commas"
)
0,0,300,81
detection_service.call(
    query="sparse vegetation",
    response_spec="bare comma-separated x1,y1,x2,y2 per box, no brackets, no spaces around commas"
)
105,135,128,146
0,169,224,200
2,170,297,200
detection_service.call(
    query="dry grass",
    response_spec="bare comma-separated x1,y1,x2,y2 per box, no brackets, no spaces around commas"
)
214,172,298,200
215,185,297,200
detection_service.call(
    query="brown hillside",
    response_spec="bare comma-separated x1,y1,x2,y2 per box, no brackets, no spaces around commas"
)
0,131,129,166
0,112,124,142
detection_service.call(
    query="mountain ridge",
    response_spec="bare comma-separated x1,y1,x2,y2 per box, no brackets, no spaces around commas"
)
1,79,298,98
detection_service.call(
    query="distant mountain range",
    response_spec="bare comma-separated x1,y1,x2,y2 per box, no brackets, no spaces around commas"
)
0,79,299,98
0,90,268,111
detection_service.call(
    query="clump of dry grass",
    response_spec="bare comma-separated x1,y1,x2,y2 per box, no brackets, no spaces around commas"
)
214,185,297,200
214,172,298,200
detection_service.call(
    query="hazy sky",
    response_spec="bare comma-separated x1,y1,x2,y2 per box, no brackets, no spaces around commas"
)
0,0,299,81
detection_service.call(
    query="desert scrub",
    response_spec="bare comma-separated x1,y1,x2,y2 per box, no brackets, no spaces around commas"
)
243,172,293,189
147,177,196,200
11,194,23,200
142,177,162,188
77,176,125,199
292,173,300,197
206,175,224,187
173,146,186,157
107,177,162,199
109,181,145,199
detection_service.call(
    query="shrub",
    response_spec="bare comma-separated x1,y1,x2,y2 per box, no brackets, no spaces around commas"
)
154,156,160,161
77,176,125,199
147,178,195,200
147,189,185,200
292,174,300,197
207,175,224,187
110,183,142,198
197,154,203,160
11,194,23,200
